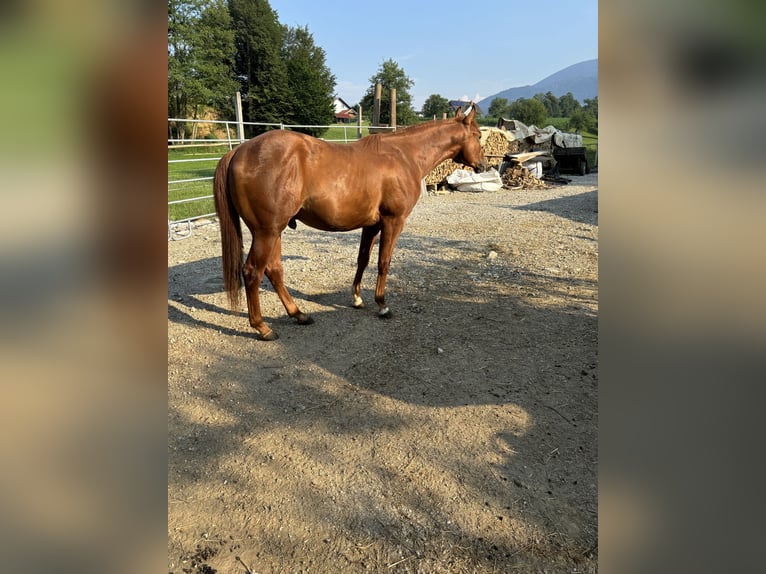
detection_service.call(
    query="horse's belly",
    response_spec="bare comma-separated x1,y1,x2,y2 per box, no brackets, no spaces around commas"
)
296,207,378,232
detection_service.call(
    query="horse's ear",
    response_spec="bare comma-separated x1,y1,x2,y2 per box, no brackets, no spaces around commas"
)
455,106,464,120
462,103,475,124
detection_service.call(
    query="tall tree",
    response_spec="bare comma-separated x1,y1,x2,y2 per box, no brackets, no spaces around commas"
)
228,0,293,130
421,94,450,119
557,92,581,117
359,59,416,126
536,92,560,117
168,0,237,134
281,25,336,136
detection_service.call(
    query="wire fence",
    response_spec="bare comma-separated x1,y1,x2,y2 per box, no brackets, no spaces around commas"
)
168,118,393,240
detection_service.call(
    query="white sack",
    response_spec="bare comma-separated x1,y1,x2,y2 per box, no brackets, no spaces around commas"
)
446,168,503,192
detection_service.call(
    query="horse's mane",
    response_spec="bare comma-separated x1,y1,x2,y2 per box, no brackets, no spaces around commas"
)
355,118,459,152
387,118,455,137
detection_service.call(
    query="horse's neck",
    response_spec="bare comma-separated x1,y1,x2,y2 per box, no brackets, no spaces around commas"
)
408,121,464,177
385,121,462,178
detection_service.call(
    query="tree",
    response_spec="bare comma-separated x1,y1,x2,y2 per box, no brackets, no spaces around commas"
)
583,96,598,119
542,91,561,117
281,25,336,136
359,59,417,126
421,94,450,119
229,0,293,130
557,92,581,117
168,0,238,136
488,97,509,118
567,108,597,134
508,97,547,127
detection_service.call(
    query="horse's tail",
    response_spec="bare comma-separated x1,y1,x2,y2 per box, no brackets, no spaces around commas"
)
213,148,243,311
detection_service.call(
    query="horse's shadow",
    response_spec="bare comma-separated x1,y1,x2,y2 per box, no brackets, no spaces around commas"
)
168,249,377,347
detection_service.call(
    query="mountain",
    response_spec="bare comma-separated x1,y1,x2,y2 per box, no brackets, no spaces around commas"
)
480,59,597,112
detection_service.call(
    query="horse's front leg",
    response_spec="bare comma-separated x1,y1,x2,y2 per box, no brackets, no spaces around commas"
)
352,224,381,308
374,217,406,318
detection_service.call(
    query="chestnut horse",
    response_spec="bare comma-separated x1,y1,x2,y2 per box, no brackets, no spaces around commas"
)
213,105,486,340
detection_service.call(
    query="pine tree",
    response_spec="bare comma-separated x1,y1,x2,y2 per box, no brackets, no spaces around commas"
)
281,25,336,137
228,0,293,131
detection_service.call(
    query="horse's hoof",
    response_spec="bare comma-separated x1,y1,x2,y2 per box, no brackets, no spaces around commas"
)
259,329,279,341
295,313,314,325
378,308,393,319
352,296,364,309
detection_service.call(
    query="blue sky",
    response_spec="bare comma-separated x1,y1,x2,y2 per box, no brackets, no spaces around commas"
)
268,0,598,109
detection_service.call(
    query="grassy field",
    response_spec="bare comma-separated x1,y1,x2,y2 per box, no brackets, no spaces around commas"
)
168,144,230,222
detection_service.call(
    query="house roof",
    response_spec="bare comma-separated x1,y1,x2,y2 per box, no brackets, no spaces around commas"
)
334,96,354,110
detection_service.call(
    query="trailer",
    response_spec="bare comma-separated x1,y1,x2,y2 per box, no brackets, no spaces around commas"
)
551,145,590,175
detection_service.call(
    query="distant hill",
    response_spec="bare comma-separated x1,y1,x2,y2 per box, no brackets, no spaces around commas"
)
480,59,597,112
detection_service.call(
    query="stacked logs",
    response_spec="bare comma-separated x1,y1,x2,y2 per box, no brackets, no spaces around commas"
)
500,164,549,190
425,158,465,186
481,128,525,167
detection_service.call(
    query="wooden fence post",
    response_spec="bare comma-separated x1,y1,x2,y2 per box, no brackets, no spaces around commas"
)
372,83,381,126
390,88,396,130
357,104,363,139
234,91,245,143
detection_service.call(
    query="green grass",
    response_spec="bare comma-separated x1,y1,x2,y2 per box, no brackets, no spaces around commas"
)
321,123,367,142
581,133,598,168
168,145,230,222
545,117,569,131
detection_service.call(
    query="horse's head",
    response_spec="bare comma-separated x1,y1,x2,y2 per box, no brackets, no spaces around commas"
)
453,104,488,172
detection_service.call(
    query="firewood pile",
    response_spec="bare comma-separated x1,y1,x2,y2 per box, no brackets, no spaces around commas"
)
481,129,516,168
500,164,549,190
425,158,465,185
425,128,527,186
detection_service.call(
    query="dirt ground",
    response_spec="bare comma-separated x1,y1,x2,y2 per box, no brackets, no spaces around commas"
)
168,173,598,573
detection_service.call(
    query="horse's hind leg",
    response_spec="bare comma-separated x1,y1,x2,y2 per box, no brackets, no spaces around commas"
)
265,235,313,326
243,234,280,341
352,224,380,308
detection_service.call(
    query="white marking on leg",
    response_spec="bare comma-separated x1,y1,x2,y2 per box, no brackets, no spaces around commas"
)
354,295,363,307
379,307,390,316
